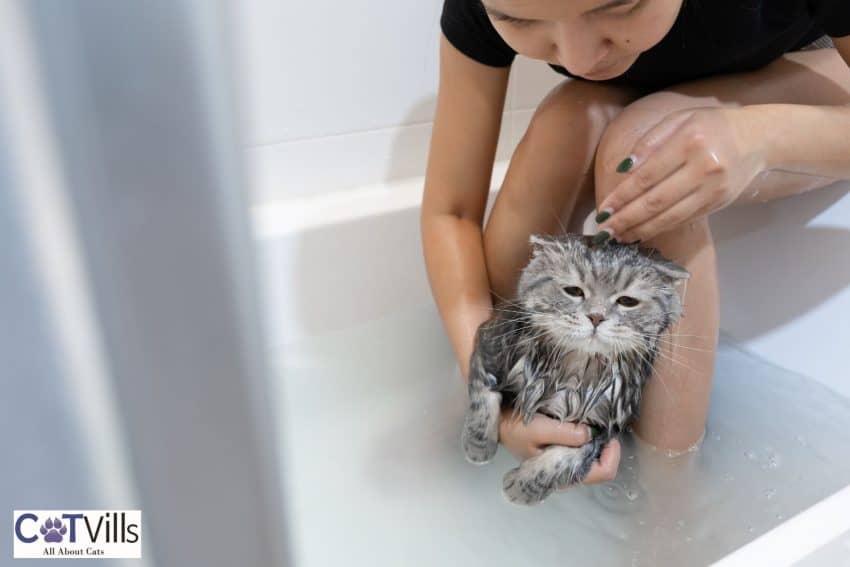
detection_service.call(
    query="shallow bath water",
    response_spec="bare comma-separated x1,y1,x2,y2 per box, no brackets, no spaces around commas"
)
271,303,850,567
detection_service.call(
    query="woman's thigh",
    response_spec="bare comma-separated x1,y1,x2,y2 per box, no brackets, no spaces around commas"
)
595,48,850,209
483,79,639,301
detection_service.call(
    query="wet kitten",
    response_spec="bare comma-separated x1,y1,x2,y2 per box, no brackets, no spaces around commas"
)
461,233,689,505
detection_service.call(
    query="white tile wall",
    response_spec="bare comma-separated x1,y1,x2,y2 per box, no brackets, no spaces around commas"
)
232,0,566,204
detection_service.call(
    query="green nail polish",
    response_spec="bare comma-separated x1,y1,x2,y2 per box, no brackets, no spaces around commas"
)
592,231,610,245
595,210,611,223
616,156,634,173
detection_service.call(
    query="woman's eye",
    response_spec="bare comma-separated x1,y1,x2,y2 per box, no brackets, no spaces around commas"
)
598,0,642,18
563,286,585,298
491,14,538,28
612,0,642,15
617,296,639,307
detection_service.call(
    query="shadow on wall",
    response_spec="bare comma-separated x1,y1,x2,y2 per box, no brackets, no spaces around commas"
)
711,180,850,341
265,97,441,342
281,89,850,350
384,96,439,184
284,205,432,337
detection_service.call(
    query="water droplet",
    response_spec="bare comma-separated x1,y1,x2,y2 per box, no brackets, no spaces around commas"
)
627,455,635,460
748,526,755,533
776,514,784,521
765,488,777,500
714,434,721,441
745,450,757,460
724,474,735,481
638,519,646,526
676,520,686,529
795,434,807,446
626,489,639,501
685,536,693,543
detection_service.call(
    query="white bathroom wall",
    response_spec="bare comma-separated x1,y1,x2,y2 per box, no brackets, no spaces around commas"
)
232,0,563,204
239,1,850,398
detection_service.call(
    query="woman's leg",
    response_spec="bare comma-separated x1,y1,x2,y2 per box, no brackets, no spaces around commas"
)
593,47,850,451
483,79,640,302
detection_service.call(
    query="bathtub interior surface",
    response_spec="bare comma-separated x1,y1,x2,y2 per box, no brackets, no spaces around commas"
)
270,302,850,567
794,529,850,566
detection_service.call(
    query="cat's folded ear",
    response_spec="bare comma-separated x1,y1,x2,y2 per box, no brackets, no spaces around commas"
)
644,247,690,281
529,234,549,257
653,259,691,281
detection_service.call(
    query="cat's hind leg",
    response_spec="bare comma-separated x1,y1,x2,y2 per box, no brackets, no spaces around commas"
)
461,358,502,464
502,440,602,505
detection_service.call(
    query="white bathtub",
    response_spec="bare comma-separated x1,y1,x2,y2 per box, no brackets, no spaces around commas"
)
253,163,850,566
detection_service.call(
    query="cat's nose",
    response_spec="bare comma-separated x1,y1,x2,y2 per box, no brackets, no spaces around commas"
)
587,313,605,328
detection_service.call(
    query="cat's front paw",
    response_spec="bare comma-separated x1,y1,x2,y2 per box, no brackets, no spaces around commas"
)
461,414,499,464
502,467,553,506
461,388,501,464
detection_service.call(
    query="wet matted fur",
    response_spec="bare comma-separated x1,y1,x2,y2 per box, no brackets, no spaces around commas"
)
461,233,690,505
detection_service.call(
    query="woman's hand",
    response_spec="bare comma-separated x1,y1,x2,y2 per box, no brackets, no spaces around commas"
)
499,407,621,485
594,107,767,244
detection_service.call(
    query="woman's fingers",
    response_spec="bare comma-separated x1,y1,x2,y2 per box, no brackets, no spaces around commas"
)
557,438,621,488
583,438,621,484
600,161,705,242
528,414,592,448
596,110,695,216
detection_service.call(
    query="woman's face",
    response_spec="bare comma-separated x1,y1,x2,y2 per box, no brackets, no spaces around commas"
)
482,0,684,80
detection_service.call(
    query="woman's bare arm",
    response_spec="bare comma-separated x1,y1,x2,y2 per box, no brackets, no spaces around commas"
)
422,36,622,480
420,34,509,382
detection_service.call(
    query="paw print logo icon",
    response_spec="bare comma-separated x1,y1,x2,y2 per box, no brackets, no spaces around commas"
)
39,517,67,543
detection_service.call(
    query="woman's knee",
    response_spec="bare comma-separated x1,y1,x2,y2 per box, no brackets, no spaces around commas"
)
496,79,636,215
521,79,637,150
594,91,710,204
592,91,718,249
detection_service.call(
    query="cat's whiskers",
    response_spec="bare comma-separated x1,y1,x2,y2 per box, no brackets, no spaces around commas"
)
630,338,680,404
640,330,713,341
485,316,531,332
548,204,571,237
488,306,535,319
510,329,558,350
636,336,695,401
490,325,544,345
648,336,716,354
490,288,514,303
639,339,702,376
638,328,715,352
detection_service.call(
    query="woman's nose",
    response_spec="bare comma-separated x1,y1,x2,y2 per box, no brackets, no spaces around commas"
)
554,23,611,76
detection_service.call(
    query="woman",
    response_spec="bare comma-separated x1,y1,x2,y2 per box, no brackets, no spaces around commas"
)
420,0,850,485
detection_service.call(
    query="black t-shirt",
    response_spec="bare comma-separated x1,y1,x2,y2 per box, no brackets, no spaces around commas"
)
441,0,850,91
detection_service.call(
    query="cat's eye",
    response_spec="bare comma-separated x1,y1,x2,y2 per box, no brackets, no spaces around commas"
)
563,286,585,298
617,296,640,307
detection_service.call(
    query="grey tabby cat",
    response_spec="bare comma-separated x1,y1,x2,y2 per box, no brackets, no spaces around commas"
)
461,232,689,505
